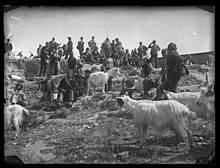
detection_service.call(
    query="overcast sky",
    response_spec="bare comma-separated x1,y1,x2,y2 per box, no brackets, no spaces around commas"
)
4,6,214,58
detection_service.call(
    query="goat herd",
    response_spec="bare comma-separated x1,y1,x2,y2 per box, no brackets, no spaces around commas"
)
4,66,215,164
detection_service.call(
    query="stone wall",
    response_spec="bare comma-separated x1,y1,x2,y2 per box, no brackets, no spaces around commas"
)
5,58,67,79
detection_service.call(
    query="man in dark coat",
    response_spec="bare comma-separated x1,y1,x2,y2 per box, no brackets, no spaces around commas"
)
50,48,59,75
4,38,13,57
67,51,76,73
57,70,74,105
40,74,56,102
166,42,189,92
39,42,50,76
65,37,73,60
49,37,58,55
141,56,153,78
77,36,84,60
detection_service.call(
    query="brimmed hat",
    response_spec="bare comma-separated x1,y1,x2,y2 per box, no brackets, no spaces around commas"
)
168,42,177,50
80,37,83,39
67,37,71,40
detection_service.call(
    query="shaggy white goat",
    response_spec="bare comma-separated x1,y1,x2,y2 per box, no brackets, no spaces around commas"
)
87,67,119,95
4,104,29,137
197,84,215,119
160,87,215,120
117,96,197,152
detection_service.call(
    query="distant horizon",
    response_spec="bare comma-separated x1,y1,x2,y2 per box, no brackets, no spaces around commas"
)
4,6,214,58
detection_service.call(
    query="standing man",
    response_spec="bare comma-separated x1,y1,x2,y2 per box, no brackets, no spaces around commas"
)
50,48,59,75
4,39,13,57
88,36,98,54
67,51,77,73
39,42,50,77
77,37,84,60
37,44,42,58
148,40,161,68
141,56,153,78
166,42,189,92
115,38,123,55
138,42,148,66
65,37,73,60
111,40,116,58
49,37,58,55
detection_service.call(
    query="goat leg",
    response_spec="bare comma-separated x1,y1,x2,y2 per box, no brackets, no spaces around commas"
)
136,124,144,148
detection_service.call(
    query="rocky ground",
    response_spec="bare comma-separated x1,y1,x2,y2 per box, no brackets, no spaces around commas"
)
4,64,215,164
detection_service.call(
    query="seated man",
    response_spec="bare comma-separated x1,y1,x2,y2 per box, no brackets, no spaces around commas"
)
57,70,74,105
40,74,56,102
10,81,28,107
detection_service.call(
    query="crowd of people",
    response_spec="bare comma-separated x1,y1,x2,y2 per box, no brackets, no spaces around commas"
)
5,35,190,106
34,36,164,77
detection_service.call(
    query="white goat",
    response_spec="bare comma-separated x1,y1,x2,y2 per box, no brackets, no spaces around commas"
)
87,67,119,95
116,96,197,152
158,87,214,120
4,104,29,137
197,84,215,119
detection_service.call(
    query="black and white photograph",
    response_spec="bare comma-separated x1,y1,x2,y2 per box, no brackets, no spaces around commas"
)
4,6,215,164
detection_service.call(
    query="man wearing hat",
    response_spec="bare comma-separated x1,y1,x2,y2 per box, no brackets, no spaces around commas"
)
10,81,28,107
77,37,84,60
65,37,73,60
148,40,161,68
166,42,189,92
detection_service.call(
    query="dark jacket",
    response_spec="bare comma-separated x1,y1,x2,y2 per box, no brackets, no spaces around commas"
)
77,41,84,52
40,46,49,62
67,40,73,51
167,50,189,77
68,56,76,70
148,44,160,55
138,45,148,56
4,42,13,53
58,77,73,92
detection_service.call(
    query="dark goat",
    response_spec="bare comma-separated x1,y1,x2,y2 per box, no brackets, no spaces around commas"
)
143,78,161,99
119,77,142,98
152,84,169,101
